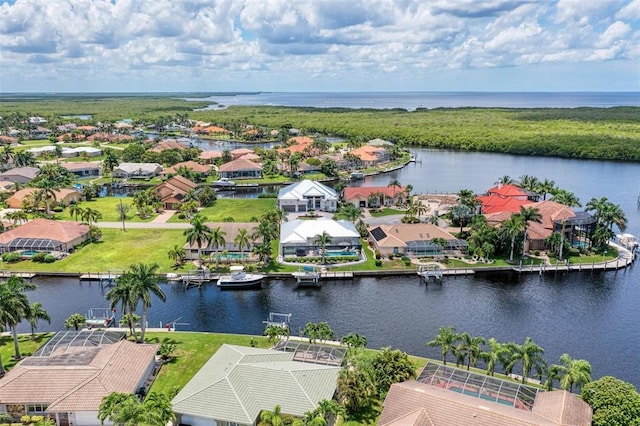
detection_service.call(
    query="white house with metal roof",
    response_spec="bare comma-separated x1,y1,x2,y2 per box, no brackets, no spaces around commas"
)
112,162,162,179
172,344,341,426
277,180,338,213
280,219,361,258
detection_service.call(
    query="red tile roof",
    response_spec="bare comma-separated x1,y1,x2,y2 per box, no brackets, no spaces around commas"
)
0,219,89,245
487,184,529,198
218,158,262,172
477,195,530,214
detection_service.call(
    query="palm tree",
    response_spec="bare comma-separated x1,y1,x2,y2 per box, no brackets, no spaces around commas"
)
507,337,546,383
458,332,485,370
501,214,525,261
234,228,251,264
183,215,212,262
209,226,227,270
81,207,102,225
315,231,332,264
167,245,186,266
129,262,165,342
536,178,556,200
0,276,36,359
338,203,363,223
115,200,130,231
388,178,402,204
519,206,542,256
495,175,514,186
451,204,473,234
426,326,459,365
264,324,290,343
481,337,508,376
26,302,50,339
69,203,84,221
260,405,283,426
102,149,120,178
98,392,145,426
550,353,592,392
518,175,539,192
551,189,582,207
106,274,138,339
64,313,87,331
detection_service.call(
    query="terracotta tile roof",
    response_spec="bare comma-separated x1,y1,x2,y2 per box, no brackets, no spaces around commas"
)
161,160,212,175
155,175,198,201
523,200,575,230
238,153,261,161
277,136,313,155
380,381,592,426
87,133,134,142
56,133,86,142
0,136,19,144
0,219,89,245
7,188,82,209
478,195,530,214
344,186,408,200
60,162,101,172
368,224,459,248
199,151,223,160
149,140,187,153
350,145,387,162
218,158,262,172
0,339,158,413
488,184,529,198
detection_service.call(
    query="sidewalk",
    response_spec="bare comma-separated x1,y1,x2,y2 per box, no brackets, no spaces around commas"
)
150,210,176,224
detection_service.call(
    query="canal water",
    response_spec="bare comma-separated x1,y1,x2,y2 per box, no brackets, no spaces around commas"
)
20,148,640,388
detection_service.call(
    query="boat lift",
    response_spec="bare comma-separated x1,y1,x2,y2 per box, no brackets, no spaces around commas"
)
86,308,117,329
161,317,190,331
263,312,292,330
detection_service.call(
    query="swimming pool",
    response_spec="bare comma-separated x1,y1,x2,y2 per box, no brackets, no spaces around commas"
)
450,386,514,407
216,253,247,260
21,250,40,257
325,250,358,257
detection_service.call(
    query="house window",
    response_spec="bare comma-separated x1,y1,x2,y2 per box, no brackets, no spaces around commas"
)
27,404,48,413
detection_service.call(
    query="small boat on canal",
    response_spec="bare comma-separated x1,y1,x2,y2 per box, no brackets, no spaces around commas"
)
217,265,264,289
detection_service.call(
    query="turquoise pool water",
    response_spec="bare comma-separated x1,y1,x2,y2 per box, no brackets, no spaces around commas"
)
450,387,513,407
325,250,358,257
21,250,39,257
216,253,247,260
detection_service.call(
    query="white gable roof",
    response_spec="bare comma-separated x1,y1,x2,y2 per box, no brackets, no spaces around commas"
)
280,219,360,244
172,344,339,424
278,180,337,201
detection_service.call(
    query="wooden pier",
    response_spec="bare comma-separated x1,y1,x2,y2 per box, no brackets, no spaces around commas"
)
0,271,36,279
320,271,353,280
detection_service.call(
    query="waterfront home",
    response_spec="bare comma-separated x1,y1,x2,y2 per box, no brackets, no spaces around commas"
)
0,330,159,426
112,162,162,179
198,150,223,164
87,133,135,143
276,136,314,156
477,184,539,214
344,185,408,208
7,188,82,209
230,148,255,160
0,166,39,184
61,162,101,177
380,363,592,426
218,158,263,180
349,144,390,167
183,222,260,260
192,124,230,135
368,223,467,257
172,344,340,426
160,160,212,179
280,219,361,258
277,180,338,213
149,140,187,153
154,175,198,210
0,218,90,253
485,200,597,252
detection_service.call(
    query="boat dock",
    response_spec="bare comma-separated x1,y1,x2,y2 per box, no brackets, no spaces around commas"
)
0,271,36,279
320,270,353,280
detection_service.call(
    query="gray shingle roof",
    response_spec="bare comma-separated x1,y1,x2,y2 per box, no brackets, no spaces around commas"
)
172,344,340,424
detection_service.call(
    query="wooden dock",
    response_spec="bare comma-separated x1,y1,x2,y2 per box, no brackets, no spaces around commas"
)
80,272,121,282
0,271,36,279
320,271,353,280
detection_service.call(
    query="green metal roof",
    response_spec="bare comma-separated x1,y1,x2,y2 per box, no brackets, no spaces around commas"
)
172,344,340,424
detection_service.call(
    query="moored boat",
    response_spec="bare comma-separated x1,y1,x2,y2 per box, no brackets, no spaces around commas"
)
217,265,264,289
212,177,236,188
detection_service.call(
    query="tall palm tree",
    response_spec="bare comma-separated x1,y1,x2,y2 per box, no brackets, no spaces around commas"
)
458,332,485,370
260,405,283,426
451,204,473,234
388,178,402,203
500,214,525,262
106,274,138,339
551,189,582,207
426,326,459,365
69,203,84,221
167,245,186,266
481,337,508,376
536,178,556,200
0,276,36,359
315,231,332,265
519,206,542,256
183,215,212,262
518,175,539,192
234,228,251,264
129,262,165,342
507,337,546,383
26,302,50,339
495,175,514,186
550,353,592,392
209,226,227,270
81,207,102,225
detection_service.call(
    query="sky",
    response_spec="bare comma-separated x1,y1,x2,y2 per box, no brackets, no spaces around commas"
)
0,0,639,93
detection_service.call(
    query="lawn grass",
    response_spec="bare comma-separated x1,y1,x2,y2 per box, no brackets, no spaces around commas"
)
168,198,276,223
3,229,194,273
0,332,54,370
368,208,406,217
62,196,157,222
145,332,271,394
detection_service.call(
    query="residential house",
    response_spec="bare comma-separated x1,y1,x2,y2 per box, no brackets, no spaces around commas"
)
277,180,338,213
218,158,262,180
198,150,223,164
0,330,159,426
0,218,89,253
112,162,162,179
7,188,82,209
276,136,313,156
87,133,135,143
154,175,198,210
192,125,230,135
0,167,39,184
172,344,341,426
28,145,56,157
477,184,538,214
368,223,467,257
367,138,394,147
349,144,390,167
149,140,187,153
30,126,52,139
0,136,18,145
61,162,102,178
160,160,212,179
183,222,260,260
380,363,592,426
0,181,17,192
280,219,361,258
230,148,254,160
56,133,86,143
344,186,408,208
238,152,262,162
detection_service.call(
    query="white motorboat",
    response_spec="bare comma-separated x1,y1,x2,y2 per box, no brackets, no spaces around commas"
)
616,233,639,251
217,266,264,289
212,177,236,188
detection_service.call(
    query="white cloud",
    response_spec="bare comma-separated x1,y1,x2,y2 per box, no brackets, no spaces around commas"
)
597,21,632,47
616,0,640,20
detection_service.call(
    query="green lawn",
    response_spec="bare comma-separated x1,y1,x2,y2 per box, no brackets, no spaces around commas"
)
0,333,54,370
168,198,277,223
368,208,405,217
3,229,194,273
63,196,157,222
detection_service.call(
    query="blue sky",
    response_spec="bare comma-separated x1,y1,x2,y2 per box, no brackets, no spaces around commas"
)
1,0,638,93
